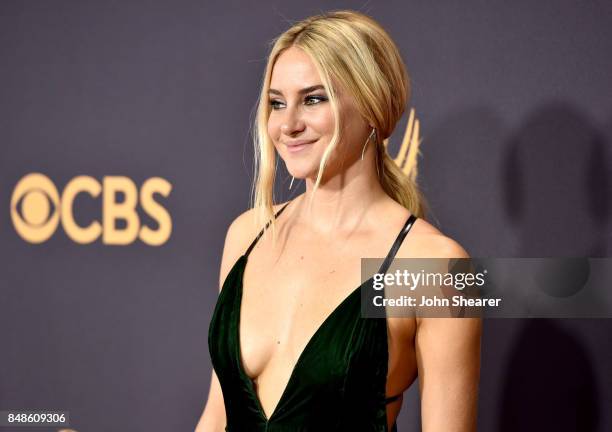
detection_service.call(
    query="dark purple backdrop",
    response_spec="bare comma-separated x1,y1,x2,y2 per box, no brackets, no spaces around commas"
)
1,1,611,431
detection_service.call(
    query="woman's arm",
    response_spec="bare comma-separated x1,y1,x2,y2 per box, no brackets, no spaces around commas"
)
195,210,255,432
194,369,226,432
415,238,482,431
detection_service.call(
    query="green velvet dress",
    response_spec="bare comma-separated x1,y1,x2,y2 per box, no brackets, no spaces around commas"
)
208,201,417,431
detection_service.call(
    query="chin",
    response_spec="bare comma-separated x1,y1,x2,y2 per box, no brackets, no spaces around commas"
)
284,161,317,179
286,170,309,180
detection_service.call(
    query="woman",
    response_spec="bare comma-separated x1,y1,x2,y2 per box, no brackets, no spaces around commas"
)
196,10,481,432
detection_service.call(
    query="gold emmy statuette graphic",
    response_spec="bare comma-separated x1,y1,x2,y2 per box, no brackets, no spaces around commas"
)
389,107,422,180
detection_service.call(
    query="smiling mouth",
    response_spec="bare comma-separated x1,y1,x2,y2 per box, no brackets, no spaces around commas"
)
286,140,316,153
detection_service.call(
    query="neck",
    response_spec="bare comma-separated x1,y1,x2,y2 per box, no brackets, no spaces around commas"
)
292,152,387,234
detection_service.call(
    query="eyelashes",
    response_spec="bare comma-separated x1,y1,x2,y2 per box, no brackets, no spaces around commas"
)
269,95,328,110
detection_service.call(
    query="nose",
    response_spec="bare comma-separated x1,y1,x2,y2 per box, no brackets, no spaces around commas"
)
280,105,306,136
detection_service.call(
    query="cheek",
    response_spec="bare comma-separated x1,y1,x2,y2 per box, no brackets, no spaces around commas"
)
309,106,335,135
267,114,282,141
338,100,368,149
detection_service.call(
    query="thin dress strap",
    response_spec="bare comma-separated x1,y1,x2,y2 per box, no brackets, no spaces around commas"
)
244,201,291,257
380,213,417,407
376,213,418,275
384,393,402,404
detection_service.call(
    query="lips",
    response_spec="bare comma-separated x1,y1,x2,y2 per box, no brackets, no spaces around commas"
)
285,139,316,153
286,139,316,147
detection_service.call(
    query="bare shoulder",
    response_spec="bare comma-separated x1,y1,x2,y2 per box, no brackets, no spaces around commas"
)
223,201,288,254
392,215,475,332
398,216,470,259
218,201,289,291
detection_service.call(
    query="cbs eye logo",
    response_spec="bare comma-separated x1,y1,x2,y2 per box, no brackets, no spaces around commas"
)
11,173,172,246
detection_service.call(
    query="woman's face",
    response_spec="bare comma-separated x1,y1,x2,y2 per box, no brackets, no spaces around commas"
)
267,46,370,181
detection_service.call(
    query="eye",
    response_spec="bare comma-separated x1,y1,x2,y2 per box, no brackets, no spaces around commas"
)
305,95,328,105
269,99,285,110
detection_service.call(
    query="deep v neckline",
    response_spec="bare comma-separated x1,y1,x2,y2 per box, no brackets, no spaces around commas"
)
228,201,418,424
235,253,375,422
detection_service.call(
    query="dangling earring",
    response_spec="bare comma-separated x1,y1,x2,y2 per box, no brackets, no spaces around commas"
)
289,176,295,190
361,128,376,160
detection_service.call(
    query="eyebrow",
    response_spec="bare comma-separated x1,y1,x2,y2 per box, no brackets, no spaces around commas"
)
268,85,325,96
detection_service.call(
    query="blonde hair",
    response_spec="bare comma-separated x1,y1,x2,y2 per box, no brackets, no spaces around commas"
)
250,9,427,241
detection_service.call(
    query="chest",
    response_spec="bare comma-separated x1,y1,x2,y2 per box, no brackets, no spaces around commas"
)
238,247,367,379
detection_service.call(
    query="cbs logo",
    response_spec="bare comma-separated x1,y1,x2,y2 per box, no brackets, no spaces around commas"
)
11,173,172,246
